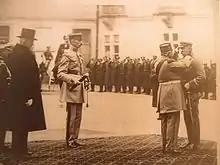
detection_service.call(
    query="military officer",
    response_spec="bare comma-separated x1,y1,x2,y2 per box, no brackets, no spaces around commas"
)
180,42,206,150
157,43,188,154
58,32,87,148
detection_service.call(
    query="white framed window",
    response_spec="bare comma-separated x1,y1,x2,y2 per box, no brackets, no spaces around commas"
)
163,33,169,41
173,33,178,41
104,35,110,43
113,34,119,43
114,45,119,56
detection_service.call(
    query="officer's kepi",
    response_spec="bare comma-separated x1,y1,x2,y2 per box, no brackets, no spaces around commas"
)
179,42,192,48
68,33,82,41
159,43,172,53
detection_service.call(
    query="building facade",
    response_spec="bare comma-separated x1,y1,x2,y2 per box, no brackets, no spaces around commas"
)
98,2,215,63
0,0,97,65
0,0,216,64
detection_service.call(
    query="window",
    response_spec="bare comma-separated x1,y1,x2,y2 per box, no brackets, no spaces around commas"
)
113,34,119,43
0,26,10,44
105,45,110,52
163,33,169,41
173,33,178,41
114,45,119,56
105,45,110,57
104,35,110,43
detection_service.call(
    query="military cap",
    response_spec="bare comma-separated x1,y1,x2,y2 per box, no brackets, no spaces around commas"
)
179,42,193,48
68,32,82,41
114,54,120,59
159,42,172,53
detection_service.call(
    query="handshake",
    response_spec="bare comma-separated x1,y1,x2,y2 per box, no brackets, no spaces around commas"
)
68,73,89,91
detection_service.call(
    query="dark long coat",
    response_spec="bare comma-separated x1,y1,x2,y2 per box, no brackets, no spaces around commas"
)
94,62,105,86
86,61,96,85
6,44,46,132
0,57,11,130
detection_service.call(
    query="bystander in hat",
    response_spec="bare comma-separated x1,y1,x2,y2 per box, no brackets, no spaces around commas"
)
179,42,192,48
17,28,37,40
159,42,172,54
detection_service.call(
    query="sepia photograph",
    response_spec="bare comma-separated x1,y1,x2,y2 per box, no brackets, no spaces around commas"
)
0,0,218,164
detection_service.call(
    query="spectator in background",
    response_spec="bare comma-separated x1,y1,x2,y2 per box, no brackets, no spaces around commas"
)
53,35,70,88
202,63,211,99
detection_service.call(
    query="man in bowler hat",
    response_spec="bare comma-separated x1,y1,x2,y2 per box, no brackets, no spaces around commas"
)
57,32,87,148
179,42,205,150
6,28,46,156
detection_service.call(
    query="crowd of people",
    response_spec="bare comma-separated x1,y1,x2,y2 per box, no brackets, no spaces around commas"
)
86,55,216,100
0,27,217,158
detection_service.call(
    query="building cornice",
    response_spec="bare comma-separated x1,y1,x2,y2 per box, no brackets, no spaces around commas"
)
0,16,96,22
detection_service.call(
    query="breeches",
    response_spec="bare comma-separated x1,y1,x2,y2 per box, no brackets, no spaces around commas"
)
66,103,83,141
161,111,180,150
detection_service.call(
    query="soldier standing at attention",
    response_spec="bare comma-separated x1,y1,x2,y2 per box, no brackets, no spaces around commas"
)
58,32,87,148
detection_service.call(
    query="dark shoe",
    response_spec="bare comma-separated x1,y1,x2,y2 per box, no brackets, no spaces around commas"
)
192,144,200,151
12,150,33,158
0,146,11,153
180,142,192,149
74,141,85,147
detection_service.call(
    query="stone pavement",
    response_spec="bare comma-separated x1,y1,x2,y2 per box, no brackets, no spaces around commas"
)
0,135,217,165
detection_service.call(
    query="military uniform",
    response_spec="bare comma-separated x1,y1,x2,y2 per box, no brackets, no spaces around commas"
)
95,59,105,92
180,42,206,149
125,59,134,93
0,54,11,151
114,58,122,93
157,43,187,153
86,59,96,92
134,59,142,94
58,33,86,147
210,63,216,100
142,59,151,95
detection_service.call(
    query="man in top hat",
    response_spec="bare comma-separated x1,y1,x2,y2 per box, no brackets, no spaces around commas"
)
57,32,88,148
156,42,189,154
179,41,205,150
6,28,46,156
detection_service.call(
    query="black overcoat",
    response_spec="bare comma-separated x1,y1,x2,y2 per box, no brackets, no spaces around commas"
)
6,44,46,132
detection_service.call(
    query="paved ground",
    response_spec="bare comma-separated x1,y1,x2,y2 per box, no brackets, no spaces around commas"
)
0,135,217,165
2,88,218,164
19,90,217,142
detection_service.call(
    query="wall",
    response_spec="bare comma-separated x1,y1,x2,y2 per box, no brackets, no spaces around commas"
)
98,6,215,63
0,19,96,64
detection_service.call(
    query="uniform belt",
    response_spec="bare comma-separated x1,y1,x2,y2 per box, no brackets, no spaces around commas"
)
68,70,81,75
159,80,181,85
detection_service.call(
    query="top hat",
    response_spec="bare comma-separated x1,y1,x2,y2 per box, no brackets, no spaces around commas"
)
17,28,37,40
68,32,82,41
159,42,172,53
179,42,192,48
